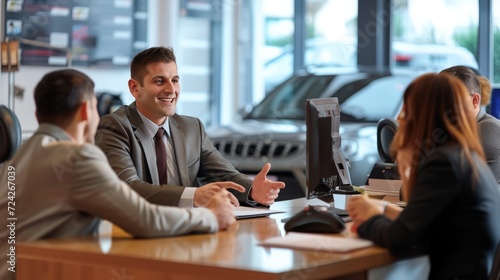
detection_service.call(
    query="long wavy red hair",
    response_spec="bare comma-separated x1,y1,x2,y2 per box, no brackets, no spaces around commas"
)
391,72,484,201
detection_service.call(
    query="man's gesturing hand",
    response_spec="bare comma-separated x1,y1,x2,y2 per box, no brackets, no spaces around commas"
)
194,182,245,207
250,163,286,206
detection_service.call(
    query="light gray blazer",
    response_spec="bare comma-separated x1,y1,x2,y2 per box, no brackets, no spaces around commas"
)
0,124,218,280
477,110,500,184
95,102,253,206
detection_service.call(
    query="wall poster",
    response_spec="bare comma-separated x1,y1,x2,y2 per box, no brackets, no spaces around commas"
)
3,0,147,67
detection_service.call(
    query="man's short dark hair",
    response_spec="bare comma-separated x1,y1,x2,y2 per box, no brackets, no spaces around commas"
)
130,46,177,85
34,69,94,126
440,65,481,95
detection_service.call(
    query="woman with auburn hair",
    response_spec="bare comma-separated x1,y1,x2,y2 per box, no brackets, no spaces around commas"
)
347,72,500,280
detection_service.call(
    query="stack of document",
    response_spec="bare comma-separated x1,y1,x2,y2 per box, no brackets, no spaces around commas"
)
233,206,284,219
260,232,373,252
366,163,402,198
365,178,402,198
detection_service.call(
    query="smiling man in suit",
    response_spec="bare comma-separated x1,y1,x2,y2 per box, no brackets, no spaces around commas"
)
0,68,237,280
95,46,285,208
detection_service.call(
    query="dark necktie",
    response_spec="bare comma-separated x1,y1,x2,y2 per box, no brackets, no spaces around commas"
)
154,128,168,184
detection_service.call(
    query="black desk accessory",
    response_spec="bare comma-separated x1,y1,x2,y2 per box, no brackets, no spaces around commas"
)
284,206,346,234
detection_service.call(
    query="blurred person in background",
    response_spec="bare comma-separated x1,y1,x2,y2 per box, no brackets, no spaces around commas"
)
347,72,500,280
441,66,500,183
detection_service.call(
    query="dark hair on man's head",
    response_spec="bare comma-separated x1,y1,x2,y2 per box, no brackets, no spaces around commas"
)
34,69,94,125
440,65,481,95
130,46,177,85
468,67,482,76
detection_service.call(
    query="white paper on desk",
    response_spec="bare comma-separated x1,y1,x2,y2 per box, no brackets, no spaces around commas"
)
260,232,373,252
233,206,284,219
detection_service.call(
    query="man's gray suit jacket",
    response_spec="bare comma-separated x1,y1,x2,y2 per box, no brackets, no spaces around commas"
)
0,124,219,280
96,102,253,206
477,110,500,184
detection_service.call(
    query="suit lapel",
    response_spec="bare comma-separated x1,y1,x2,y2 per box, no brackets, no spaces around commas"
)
169,116,189,186
127,103,160,185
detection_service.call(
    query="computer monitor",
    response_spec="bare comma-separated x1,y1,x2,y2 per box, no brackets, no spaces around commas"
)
306,98,352,199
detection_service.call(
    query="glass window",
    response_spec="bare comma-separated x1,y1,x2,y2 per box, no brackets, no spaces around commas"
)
261,0,358,93
305,0,358,69
391,0,479,75
261,0,294,93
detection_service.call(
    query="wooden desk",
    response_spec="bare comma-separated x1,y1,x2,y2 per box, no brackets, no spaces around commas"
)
17,198,399,280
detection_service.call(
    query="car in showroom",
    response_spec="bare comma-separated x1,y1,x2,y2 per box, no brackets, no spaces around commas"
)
392,41,479,75
263,38,478,93
264,38,356,92
207,70,414,200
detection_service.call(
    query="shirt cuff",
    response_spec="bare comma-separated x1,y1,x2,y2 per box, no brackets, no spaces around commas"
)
178,187,197,208
245,185,258,206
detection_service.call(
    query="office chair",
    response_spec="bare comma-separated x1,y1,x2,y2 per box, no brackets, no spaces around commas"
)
366,118,401,197
96,92,123,116
377,118,398,164
0,105,22,163
367,117,399,178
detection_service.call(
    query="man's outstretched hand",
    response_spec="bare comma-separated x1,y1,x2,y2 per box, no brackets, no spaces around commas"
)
249,163,286,206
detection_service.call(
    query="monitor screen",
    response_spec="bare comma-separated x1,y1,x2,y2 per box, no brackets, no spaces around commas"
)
306,98,352,199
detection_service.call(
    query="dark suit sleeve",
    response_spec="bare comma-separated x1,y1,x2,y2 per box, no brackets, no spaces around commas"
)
96,114,185,206
357,152,460,255
193,118,255,204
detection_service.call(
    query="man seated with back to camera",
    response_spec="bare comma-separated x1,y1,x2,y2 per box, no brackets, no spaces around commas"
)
440,65,500,184
95,46,285,208
0,69,236,280
346,72,500,280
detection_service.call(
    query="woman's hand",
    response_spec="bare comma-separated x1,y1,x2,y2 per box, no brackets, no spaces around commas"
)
346,195,385,226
